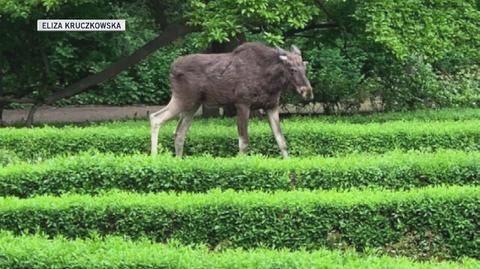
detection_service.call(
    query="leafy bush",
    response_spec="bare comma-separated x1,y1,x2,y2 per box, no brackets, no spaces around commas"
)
54,3,199,106
0,186,478,259
438,65,480,107
369,54,442,110
0,231,477,268
1,118,480,159
0,1,196,107
1,150,479,197
303,44,367,114
315,108,480,123
0,149,20,167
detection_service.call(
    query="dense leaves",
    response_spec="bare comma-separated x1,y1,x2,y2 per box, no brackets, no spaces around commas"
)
1,118,480,159
0,109,479,263
1,150,480,197
0,186,478,259
0,1,194,107
354,0,480,61
1,0,479,110
0,232,478,268
187,0,320,46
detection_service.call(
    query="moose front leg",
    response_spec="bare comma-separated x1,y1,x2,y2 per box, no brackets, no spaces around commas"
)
267,106,288,159
236,104,250,155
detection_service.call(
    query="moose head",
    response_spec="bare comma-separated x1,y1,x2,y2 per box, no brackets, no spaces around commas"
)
277,45,314,100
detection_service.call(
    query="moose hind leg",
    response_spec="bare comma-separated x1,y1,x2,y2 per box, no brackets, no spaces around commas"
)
236,104,250,155
150,100,182,155
173,107,197,157
267,106,288,159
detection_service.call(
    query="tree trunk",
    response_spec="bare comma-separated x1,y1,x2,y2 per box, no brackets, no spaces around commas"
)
0,103,4,127
0,73,4,126
25,104,39,128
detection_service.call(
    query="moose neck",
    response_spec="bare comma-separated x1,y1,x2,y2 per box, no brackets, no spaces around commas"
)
263,62,290,94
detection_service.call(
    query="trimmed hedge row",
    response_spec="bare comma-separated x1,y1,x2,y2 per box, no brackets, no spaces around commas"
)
0,232,477,268
0,186,478,259
313,108,480,123
2,150,480,197
2,119,480,159
93,108,480,125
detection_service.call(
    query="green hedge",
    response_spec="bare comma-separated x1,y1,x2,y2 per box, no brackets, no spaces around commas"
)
2,119,480,159
1,150,480,197
0,232,477,268
0,186,478,259
313,108,480,123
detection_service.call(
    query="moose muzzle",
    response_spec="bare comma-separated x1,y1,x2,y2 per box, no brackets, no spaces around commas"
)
299,86,314,100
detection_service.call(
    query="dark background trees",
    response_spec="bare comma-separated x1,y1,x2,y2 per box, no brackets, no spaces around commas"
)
1,0,479,125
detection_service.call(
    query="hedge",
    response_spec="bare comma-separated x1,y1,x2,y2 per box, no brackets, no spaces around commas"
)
0,232,477,268
1,150,480,197
1,119,480,159
91,108,480,125
312,108,480,123
0,186,478,259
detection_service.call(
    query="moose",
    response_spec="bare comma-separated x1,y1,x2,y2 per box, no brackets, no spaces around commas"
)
150,42,313,158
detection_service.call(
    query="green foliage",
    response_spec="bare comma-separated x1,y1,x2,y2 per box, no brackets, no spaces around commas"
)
0,149,20,167
187,0,320,46
0,231,477,268
1,150,479,197
302,44,367,114
0,186,478,259
437,65,480,107
2,0,479,109
316,107,480,123
0,1,191,106
372,54,444,110
354,0,480,61
2,118,480,159
0,0,98,19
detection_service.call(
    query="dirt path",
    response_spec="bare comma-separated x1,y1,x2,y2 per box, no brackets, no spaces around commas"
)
2,101,377,125
2,105,165,124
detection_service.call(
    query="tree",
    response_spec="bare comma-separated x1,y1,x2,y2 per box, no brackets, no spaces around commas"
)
1,0,479,124
0,0,196,125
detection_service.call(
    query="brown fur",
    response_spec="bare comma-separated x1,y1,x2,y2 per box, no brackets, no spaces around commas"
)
150,42,313,158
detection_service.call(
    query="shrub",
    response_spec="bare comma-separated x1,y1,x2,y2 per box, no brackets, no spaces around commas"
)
0,186,478,259
316,108,480,123
438,65,480,107
0,149,20,167
1,119,480,159
304,45,367,114
372,55,443,110
1,150,479,197
0,231,477,268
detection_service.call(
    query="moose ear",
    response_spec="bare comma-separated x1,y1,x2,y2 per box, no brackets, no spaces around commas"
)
276,46,287,55
276,46,288,62
291,45,301,55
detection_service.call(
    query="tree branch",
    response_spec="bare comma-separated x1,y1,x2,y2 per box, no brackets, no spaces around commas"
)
315,0,335,20
0,96,34,104
284,21,338,37
42,18,198,104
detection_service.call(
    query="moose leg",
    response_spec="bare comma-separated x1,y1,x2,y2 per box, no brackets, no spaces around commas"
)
236,104,250,155
173,107,198,157
267,106,288,159
150,99,182,155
